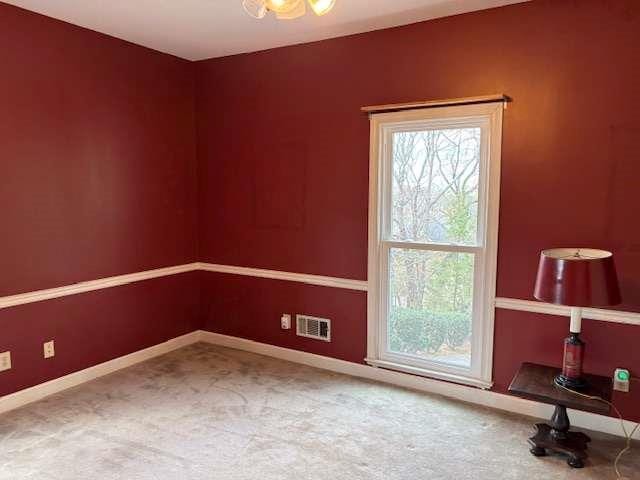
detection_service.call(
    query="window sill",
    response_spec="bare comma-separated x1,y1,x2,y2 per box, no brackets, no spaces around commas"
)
364,358,493,390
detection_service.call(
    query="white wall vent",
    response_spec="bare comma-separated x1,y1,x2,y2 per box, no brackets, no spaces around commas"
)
296,315,331,342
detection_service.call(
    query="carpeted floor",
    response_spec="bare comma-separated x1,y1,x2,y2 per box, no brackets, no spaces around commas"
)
0,343,637,479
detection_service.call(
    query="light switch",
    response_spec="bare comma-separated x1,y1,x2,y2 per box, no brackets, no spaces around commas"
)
44,340,55,359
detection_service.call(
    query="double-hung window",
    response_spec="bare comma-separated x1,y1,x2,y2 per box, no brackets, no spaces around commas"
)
366,102,503,388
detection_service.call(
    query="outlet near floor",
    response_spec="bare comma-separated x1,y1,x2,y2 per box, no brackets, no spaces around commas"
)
613,368,630,393
44,340,55,359
0,351,11,372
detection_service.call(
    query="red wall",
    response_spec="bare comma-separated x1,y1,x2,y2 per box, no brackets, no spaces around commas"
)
0,4,199,395
2,0,639,424
201,273,367,363
0,273,201,397
196,0,640,421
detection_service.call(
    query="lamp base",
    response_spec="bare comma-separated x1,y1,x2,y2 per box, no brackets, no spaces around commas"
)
554,374,588,391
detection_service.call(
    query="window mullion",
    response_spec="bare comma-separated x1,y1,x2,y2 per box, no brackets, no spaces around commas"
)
382,240,482,254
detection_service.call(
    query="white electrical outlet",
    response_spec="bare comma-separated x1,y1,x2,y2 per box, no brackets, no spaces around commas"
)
281,314,291,330
0,351,11,372
613,368,630,393
44,340,55,359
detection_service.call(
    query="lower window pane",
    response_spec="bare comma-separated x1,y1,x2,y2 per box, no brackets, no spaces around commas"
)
388,248,474,368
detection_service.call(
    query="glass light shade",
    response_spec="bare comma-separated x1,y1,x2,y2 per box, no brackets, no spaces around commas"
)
242,0,267,18
276,0,306,19
308,0,336,16
265,0,302,13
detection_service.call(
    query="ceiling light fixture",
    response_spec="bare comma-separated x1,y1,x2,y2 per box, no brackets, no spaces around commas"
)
242,0,336,20
308,0,336,16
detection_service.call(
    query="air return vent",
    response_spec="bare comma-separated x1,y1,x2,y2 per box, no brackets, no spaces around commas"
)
296,315,331,342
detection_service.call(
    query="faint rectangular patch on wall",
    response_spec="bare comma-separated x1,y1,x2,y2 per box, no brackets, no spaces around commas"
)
253,140,307,229
606,127,639,238
605,126,640,303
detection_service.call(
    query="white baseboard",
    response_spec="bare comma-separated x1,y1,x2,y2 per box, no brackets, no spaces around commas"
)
0,331,201,415
199,331,635,438
1,329,633,439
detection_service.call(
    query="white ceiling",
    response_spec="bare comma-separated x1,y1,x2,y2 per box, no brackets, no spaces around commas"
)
5,0,529,61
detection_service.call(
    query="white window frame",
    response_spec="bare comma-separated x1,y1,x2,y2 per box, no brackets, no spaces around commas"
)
366,102,503,389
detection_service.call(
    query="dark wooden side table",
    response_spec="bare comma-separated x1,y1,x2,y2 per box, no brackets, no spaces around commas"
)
508,362,612,468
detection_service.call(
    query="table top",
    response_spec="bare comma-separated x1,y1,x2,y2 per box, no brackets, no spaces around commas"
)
508,363,612,415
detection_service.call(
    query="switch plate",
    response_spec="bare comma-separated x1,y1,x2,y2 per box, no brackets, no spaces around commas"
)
0,351,11,372
44,340,55,359
281,314,291,330
613,368,630,393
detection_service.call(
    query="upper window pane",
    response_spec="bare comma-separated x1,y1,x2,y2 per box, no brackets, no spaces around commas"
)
390,127,481,245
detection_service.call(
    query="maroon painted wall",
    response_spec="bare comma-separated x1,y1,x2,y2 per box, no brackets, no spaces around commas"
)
0,273,201,397
1,4,198,295
201,273,367,364
2,0,639,425
0,4,199,395
196,0,640,421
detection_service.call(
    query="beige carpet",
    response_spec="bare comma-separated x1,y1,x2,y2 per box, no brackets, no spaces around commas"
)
0,343,637,479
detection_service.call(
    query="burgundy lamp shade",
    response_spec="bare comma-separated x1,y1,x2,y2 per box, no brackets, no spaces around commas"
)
533,248,621,307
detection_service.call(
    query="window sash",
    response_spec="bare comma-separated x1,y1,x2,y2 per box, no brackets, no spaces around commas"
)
378,243,483,376
380,119,489,249
366,102,503,389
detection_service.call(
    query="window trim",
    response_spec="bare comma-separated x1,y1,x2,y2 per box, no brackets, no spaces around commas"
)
366,102,503,389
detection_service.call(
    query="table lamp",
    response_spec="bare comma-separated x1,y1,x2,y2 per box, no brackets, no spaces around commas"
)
533,248,621,390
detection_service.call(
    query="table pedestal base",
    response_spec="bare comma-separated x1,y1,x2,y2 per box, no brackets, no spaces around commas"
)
528,405,591,468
